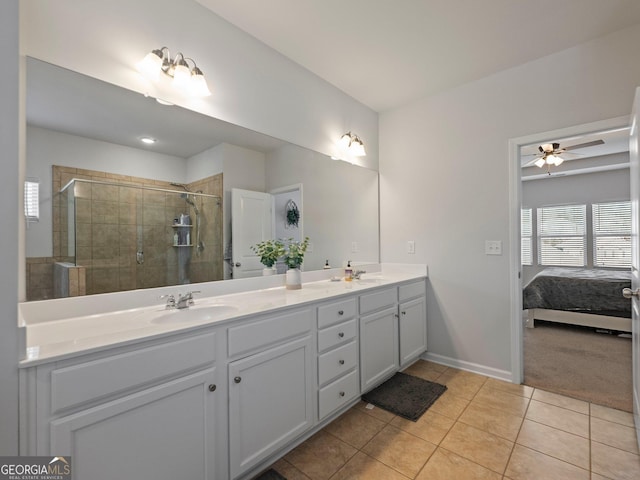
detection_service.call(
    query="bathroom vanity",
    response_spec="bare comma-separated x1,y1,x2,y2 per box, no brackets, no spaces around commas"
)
18,265,427,480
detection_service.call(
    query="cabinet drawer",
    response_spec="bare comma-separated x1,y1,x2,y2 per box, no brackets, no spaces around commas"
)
228,308,312,358
51,331,216,413
318,297,357,329
399,280,425,302
318,341,358,386
318,369,359,420
318,319,357,353
359,287,397,314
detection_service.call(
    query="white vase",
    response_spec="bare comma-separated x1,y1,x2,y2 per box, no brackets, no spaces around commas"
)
285,268,302,290
262,267,276,276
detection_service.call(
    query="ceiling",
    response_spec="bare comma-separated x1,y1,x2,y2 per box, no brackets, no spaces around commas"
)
195,0,640,112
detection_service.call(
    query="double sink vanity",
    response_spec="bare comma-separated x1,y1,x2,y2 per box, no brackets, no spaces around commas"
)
18,264,428,480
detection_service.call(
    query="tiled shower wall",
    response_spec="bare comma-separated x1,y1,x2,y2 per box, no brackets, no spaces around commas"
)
25,166,223,300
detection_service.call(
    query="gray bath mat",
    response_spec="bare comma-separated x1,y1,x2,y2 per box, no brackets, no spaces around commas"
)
252,468,286,480
361,372,447,421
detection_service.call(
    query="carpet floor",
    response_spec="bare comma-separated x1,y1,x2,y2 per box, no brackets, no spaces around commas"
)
523,320,633,412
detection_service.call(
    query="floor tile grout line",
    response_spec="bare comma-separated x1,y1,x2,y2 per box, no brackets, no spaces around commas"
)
501,386,533,477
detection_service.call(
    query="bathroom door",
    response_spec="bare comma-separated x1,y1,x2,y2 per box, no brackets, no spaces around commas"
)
231,188,274,278
628,87,640,448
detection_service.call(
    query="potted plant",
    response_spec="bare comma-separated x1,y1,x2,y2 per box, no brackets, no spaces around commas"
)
283,237,310,289
250,239,285,275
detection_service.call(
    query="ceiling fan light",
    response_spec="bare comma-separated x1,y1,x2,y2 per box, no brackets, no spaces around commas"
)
534,158,546,168
554,156,564,166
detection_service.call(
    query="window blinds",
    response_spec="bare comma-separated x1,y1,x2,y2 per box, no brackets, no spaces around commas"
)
537,204,586,266
593,201,631,268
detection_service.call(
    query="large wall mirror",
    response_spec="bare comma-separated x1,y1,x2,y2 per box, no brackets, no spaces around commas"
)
25,57,380,301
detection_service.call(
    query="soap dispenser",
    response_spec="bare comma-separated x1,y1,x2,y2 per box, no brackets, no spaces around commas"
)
323,260,331,269
345,260,353,282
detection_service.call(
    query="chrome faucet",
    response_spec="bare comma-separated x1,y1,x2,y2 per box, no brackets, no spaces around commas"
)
176,291,201,309
159,294,176,309
353,270,366,280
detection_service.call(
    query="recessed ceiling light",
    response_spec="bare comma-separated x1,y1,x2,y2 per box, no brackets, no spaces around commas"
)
140,137,156,145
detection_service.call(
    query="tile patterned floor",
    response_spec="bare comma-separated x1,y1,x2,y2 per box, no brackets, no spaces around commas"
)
265,360,640,480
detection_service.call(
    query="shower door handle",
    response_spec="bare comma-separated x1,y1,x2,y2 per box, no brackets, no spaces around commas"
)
136,251,144,264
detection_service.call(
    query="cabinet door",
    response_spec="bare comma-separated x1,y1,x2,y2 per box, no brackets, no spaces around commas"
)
229,335,314,479
360,307,399,392
399,297,427,367
50,368,219,480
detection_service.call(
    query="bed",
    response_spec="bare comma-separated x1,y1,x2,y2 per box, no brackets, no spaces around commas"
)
523,267,632,332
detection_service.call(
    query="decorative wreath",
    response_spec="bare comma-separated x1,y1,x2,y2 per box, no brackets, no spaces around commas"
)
285,199,300,228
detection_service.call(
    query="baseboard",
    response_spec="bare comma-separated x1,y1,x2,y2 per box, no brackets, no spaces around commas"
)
421,352,512,383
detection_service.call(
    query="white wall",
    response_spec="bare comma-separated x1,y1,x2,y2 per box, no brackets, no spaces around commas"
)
380,24,640,377
265,144,379,271
522,165,630,283
21,0,378,170
186,146,224,184
26,126,189,257
0,0,20,456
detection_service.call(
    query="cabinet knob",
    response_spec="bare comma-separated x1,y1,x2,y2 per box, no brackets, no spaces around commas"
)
338,310,344,315
394,313,399,319
208,384,217,392
234,262,241,267
234,376,242,383
402,311,407,315
339,391,345,397
338,332,345,338
339,359,345,365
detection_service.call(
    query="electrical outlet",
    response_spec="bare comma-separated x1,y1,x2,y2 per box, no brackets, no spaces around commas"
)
485,240,502,255
351,241,358,253
307,242,314,253
407,240,415,254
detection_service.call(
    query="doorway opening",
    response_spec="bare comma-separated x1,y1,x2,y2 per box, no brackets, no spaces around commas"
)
508,116,631,403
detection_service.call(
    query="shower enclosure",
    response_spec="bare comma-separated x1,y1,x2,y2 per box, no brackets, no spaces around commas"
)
58,178,223,296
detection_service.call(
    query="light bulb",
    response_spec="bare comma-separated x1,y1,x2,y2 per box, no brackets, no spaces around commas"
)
350,138,366,157
172,61,192,91
190,68,211,97
339,133,352,148
546,154,557,165
137,49,163,81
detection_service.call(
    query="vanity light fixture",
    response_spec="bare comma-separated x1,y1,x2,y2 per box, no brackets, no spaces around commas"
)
140,137,156,145
338,132,367,157
138,47,211,97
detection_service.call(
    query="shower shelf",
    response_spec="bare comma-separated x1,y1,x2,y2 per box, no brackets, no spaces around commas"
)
171,224,193,228
173,244,193,247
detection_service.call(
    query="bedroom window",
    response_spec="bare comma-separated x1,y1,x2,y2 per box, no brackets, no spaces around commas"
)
521,208,532,265
537,204,586,267
592,201,631,268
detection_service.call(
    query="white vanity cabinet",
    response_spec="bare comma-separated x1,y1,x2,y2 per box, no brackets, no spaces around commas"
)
317,297,359,420
398,280,428,367
359,287,399,392
21,328,223,480
359,280,428,391
227,307,314,480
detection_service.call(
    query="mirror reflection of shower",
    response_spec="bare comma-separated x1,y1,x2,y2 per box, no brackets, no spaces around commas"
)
170,182,205,257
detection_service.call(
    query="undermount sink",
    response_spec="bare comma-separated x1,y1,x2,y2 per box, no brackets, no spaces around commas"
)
354,277,384,284
149,304,238,325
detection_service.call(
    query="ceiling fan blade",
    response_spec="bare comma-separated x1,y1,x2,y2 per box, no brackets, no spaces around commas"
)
522,157,542,167
563,139,604,151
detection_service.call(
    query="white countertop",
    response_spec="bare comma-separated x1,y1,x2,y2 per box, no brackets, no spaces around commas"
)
19,264,427,367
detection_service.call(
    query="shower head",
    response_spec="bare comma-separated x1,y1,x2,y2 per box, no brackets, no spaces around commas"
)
183,194,200,215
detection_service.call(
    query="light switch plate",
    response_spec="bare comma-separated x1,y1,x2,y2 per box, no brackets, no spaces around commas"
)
351,241,358,253
485,240,502,255
407,240,415,254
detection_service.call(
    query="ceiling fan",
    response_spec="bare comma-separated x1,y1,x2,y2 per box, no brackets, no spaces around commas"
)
523,139,605,174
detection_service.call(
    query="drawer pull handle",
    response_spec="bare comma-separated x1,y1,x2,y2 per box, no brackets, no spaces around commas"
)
338,332,345,338
339,391,345,397
338,310,344,315
339,359,345,365
208,384,217,392
234,376,242,384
